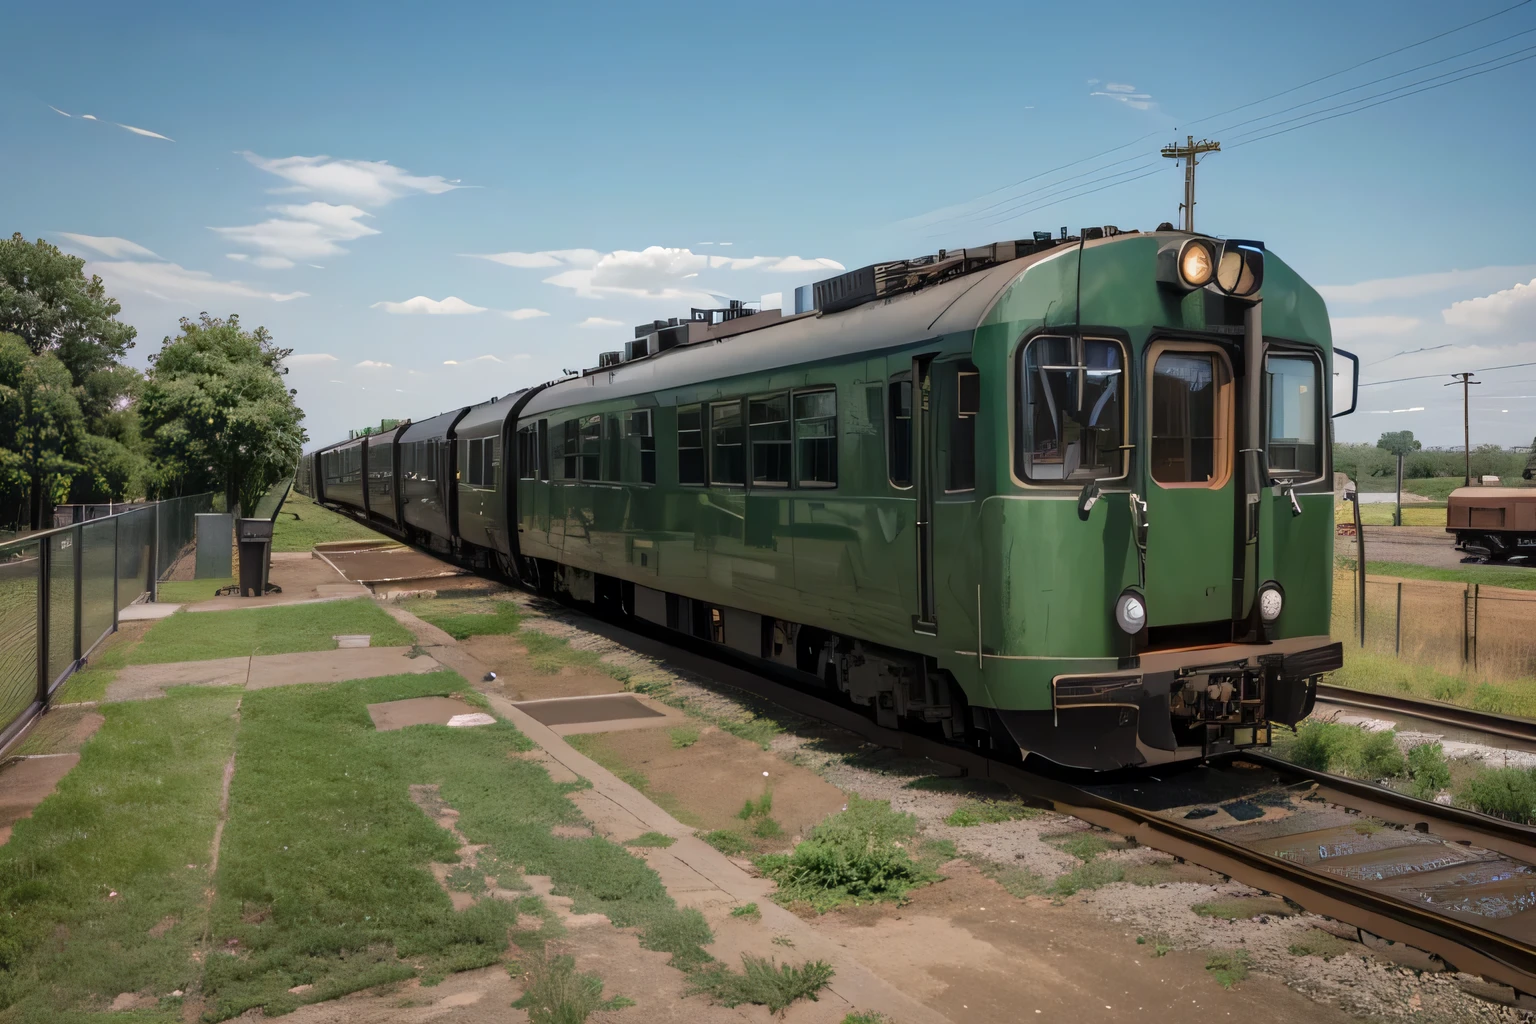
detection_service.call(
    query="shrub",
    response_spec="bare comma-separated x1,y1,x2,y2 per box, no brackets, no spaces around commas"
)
686,955,834,1015
1407,743,1451,800
1287,721,1339,771
1205,950,1251,989
1337,728,1406,780
755,795,936,911
1459,767,1536,824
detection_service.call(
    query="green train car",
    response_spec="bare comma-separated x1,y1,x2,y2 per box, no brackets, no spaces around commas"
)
308,227,1359,771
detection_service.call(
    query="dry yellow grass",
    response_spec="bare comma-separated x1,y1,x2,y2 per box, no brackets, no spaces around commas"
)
1333,502,1446,527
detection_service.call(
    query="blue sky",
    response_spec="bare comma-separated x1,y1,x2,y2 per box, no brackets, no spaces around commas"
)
6,0,1536,449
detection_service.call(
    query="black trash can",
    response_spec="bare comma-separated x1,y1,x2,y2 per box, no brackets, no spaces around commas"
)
237,518,274,597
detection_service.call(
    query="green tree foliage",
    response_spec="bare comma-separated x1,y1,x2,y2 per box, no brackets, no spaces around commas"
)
140,314,305,515
0,333,85,527
1376,430,1421,457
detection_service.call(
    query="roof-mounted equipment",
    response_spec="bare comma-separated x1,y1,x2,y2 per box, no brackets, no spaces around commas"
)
810,235,1068,316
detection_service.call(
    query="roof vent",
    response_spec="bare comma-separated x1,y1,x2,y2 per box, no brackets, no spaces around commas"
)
597,351,622,368
811,237,1061,315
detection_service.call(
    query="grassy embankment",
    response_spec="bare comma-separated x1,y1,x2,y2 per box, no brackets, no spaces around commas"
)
272,493,388,552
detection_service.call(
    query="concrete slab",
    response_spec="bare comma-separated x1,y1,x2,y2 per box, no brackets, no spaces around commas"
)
333,634,371,648
368,695,481,732
107,657,251,701
317,545,467,585
245,647,439,689
515,693,666,727
119,602,182,621
0,754,80,845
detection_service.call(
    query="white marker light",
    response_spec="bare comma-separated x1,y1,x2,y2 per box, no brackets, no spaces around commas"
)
1259,585,1284,622
1115,592,1147,635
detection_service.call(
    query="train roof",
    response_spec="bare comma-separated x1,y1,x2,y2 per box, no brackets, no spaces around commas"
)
518,242,1080,418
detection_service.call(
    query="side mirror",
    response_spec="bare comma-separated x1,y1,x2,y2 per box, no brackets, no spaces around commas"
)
1332,348,1359,417
1076,480,1101,521
1128,492,1149,548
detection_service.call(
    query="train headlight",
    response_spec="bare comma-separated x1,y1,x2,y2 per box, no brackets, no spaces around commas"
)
1178,240,1215,288
1115,590,1147,635
1258,583,1284,622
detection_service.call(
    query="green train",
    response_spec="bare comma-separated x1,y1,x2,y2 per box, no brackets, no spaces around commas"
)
300,227,1357,770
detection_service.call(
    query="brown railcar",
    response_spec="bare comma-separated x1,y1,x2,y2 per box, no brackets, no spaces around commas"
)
1447,486,1536,561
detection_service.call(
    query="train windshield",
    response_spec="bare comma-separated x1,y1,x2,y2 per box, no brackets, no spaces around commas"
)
1265,353,1322,477
1016,335,1127,483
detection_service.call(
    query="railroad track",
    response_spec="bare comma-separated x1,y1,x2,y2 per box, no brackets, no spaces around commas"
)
310,508,1536,1005
1315,682,1536,747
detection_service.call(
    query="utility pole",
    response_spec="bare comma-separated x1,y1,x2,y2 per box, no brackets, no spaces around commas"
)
1445,372,1482,485
1161,135,1221,232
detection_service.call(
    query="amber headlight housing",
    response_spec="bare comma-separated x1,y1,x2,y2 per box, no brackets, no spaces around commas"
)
1178,240,1215,287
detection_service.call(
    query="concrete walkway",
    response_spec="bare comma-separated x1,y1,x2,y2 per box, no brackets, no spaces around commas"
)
105,646,442,702
381,602,953,1024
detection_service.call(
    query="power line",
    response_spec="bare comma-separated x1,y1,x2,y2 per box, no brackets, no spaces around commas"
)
934,161,1161,236
931,154,1158,231
1360,361,1536,387
960,167,1167,235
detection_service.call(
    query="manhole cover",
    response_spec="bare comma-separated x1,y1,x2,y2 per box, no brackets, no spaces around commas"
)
514,694,666,727
367,696,490,732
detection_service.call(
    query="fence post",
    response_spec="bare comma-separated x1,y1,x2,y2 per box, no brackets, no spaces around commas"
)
1395,582,1402,655
149,500,160,602
1473,583,1480,671
36,538,50,707
1462,587,1470,665
111,515,119,630
72,523,83,667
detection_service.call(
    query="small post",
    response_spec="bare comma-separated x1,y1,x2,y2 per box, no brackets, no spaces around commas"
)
72,524,83,666
1473,583,1480,671
1462,587,1470,665
148,500,159,602
1395,582,1402,655
36,537,50,707
1352,484,1366,648
1395,454,1404,527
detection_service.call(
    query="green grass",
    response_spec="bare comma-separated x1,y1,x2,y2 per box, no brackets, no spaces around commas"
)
754,795,938,912
729,902,760,921
1337,555,1536,591
510,952,634,1024
669,725,700,749
1192,898,1292,921
0,687,242,1022
944,798,1041,827
401,596,522,640
1136,932,1174,957
685,954,834,1015
717,715,781,750
155,577,239,604
128,598,414,664
1326,648,1536,719
53,626,139,703
1205,950,1251,989
1334,503,1446,527
1457,766,1536,824
701,830,751,856
1289,929,1353,960
564,733,702,828
842,1013,890,1024
1408,742,1452,799
203,670,713,1019
1273,721,1406,780
271,494,388,552
624,832,675,849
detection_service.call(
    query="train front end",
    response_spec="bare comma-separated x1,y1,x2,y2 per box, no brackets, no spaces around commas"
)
971,231,1355,770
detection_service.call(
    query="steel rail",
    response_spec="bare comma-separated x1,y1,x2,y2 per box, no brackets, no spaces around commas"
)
1316,682,1536,745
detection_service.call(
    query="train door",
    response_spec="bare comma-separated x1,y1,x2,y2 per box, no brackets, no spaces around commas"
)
913,355,937,632
1140,340,1237,630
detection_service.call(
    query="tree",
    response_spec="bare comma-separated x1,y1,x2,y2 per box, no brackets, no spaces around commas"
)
1376,431,1421,457
140,314,306,516
0,333,85,528
0,233,136,387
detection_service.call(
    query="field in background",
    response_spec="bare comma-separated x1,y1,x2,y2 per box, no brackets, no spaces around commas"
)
272,493,387,552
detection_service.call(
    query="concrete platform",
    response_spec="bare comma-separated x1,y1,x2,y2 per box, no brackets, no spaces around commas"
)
367,696,490,732
512,692,686,736
315,544,467,585
105,646,441,701
0,755,79,845
119,602,182,621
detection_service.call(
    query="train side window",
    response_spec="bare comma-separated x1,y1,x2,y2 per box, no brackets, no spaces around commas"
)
949,367,978,491
749,394,790,486
889,374,913,487
537,420,550,482
485,436,498,488
1265,354,1321,478
795,389,837,487
518,426,538,480
628,410,655,484
1016,335,1127,483
603,414,622,482
560,420,579,479
464,439,482,486
711,401,745,486
579,415,601,481
678,405,705,485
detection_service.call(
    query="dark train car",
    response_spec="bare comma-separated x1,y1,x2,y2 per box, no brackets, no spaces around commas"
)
1448,486,1536,561
453,394,524,562
364,424,407,524
398,408,467,550
321,437,366,511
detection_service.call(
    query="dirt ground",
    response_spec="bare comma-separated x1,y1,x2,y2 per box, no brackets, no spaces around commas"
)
466,633,628,702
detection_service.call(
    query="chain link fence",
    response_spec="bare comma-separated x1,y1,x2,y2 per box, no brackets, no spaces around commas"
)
0,493,214,752
1332,568,1536,684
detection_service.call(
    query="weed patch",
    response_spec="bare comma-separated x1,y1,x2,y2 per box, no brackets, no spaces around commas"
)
1407,742,1452,800
1276,721,1405,780
0,688,241,1019
511,951,634,1023
719,715,781,750
1136,932,1174,956
1289,928,1353,960
842,1014,890,1024
1458,766,1536,823
624,832,676,849
944,799,1040,827
1048,859,1125,896
402,597,522,640
755,795,937,912
1192,898,1291,921
669,725,700,749
686,954,834,1016
130,598,414,663
971,858,1047,899
1205,950,1251,988
729,902,761,921
702,830,751,856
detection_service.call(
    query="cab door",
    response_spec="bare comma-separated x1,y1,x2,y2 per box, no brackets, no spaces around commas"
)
1141,341,1237,630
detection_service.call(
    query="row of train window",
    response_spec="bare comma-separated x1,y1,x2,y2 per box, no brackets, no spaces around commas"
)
321,444,363,484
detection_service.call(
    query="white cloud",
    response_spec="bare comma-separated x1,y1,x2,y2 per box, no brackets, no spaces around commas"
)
503,307,550,320
1442,278,1536,331
1091,83,1153,109
88,260,307,303
210,203,378,261
116,122,173,142
226,253,297,270
1329,315,1421,341
1319,265,1536,304
56,233,162,260
578,317,623,328
464,249,603,269
370,295,487,315
470,354,503,363
241,152,465,205
518,246,846,302
287,353,339,367
355,360,392,369
443,360,459,365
